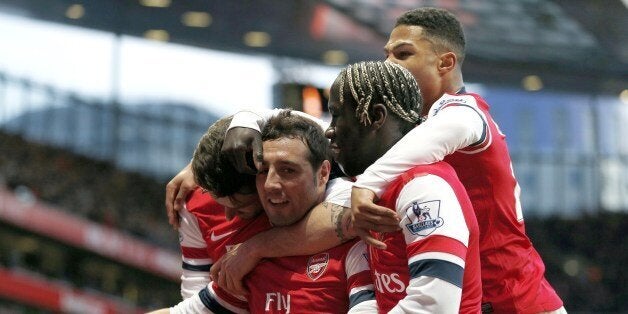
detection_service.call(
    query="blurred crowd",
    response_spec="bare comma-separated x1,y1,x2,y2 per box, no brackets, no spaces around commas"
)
0,131,177,250
526,212,627,312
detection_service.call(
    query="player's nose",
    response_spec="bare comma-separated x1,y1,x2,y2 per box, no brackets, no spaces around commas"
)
325,126,335,139
263,168,282,192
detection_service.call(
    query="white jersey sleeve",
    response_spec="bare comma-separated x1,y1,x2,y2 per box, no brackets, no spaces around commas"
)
353,94,485,197
389,174,470,313
170,284,249,314
324,177,352,207
178,207,212,299
228,108,329,132
348,300,378,314
344,241,376,312
170,292,214,314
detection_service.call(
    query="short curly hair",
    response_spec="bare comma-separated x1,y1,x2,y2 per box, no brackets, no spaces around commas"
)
396,7,466,64
191,116,255,197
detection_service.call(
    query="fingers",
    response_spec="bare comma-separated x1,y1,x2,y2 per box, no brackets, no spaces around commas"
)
356,228,387,250
209,257,222,281
165,181,178,228
353,210,399,230
237,150,257,175
222,127,262,175
251,135,263,172
353,204,399,227
165,163,197,229
211,251,249,297
225,271,249,297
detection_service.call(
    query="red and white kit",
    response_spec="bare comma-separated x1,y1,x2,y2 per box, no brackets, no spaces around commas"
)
174,178,376,313
355,92,563,313
368,161,481,313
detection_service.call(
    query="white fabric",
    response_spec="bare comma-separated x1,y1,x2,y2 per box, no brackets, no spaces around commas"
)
389,276,461,314
396,175,470,247
392,175,469,312
348,300,378,314
324,177,352,207
228,108,329,132
178,206,212,299
354,94,485,197
344,240,370,278
170,293,213,314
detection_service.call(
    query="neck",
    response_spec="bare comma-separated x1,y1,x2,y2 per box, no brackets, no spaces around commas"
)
446,70,465,95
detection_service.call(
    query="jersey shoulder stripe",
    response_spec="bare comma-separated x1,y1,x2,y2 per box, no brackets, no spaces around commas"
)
198,286,237,314
408,234,468,261
409,258,464,288
349,289,376,309
182,261,211,272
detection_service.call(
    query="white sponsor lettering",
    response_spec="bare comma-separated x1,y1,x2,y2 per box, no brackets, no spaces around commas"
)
374,270,405,293
265,292,291,313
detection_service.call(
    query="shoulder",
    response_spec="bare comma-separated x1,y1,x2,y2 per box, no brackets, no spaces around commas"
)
324,177,352,207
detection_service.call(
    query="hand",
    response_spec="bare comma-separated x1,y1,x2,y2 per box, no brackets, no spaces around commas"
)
210,242,261,297
221,127,262,175
351,186,400,249
165,162,198,229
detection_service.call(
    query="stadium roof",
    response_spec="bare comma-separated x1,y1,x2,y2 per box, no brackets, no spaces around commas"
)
0,0,625,93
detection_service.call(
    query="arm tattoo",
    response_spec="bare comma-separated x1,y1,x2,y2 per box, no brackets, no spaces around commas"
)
325,202,350,243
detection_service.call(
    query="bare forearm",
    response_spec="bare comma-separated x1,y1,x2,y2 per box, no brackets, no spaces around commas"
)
247,202,355,258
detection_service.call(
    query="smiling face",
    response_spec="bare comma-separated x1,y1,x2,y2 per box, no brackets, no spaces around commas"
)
256,137,329,226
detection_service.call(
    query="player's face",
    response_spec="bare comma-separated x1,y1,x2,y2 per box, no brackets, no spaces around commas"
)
256,137,327,226
325,81,377,177
211,187,262,220
385,24,442,111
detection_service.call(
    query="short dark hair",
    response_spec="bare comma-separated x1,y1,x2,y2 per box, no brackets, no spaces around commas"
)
396,7,466,64
261,110,330,171
335,60,423,134
192,116,255,197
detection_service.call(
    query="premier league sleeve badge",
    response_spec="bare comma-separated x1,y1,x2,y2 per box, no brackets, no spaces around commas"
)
405,200,444,237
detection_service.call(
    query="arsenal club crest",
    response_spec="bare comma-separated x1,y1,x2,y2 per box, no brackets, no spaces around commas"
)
306,253,329,281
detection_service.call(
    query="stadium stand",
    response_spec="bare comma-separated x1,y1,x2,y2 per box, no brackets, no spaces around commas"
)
0,131,181,311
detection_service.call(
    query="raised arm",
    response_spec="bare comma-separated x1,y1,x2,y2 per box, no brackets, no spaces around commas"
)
211,177,399,297
210,178,357,296
352,99,485,247
355,100,485,197
223,108,328,174
165,162,197,229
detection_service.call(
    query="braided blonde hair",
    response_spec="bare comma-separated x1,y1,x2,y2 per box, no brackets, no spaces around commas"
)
338,61,422,126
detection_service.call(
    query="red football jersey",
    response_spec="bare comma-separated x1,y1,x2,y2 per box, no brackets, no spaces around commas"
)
371,162,482,314
178,188,228,299
438,93,563,313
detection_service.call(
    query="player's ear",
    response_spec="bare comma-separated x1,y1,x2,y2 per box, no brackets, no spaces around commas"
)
370,103,387,130
438,51,457,74
318,159,331,187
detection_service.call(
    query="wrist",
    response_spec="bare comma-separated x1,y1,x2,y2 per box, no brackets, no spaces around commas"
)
242,235,265,260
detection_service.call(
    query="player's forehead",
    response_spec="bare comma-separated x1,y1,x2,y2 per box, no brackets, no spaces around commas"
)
385,25,428,51
328,82,351,115
262,137,309,165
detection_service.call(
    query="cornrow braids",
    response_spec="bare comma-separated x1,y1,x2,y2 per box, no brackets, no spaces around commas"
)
339,61,422,126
